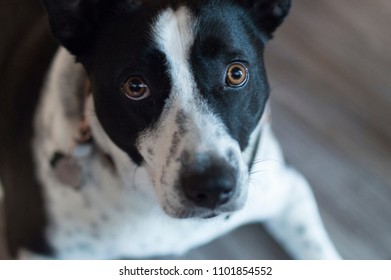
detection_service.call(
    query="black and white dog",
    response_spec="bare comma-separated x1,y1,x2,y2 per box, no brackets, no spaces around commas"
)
2,0,340,259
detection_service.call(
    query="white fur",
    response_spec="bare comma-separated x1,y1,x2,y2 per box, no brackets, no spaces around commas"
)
30,7,341,259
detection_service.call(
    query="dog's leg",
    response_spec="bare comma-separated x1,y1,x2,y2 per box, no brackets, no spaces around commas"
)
264,166,341,259
250,125,341,259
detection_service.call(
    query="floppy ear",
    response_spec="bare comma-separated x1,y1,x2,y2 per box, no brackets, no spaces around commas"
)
240,0,291,38
41,0,114,55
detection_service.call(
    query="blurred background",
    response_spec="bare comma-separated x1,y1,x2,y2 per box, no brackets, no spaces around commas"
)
1,0,391,259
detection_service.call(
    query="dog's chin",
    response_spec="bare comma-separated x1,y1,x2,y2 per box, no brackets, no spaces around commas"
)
161,200,246,220
163,208,221,220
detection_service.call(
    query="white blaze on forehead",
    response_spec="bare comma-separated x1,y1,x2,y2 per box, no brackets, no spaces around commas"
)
152,7,196,103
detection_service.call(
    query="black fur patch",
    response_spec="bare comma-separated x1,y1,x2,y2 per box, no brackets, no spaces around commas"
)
190,1,270,151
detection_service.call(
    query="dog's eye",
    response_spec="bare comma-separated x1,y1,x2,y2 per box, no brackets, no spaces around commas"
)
123,77,150,100
226,63,248,88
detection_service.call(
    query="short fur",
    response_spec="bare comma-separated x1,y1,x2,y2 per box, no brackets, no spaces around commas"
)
2,0,340,259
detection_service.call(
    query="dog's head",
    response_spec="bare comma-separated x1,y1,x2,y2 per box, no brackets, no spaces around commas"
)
42,0,290,219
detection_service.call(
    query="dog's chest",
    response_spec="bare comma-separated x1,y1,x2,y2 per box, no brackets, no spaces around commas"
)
33,143,252,259
36,155,194,259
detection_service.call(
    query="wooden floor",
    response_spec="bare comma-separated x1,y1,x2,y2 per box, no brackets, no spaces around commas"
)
1,0,391,259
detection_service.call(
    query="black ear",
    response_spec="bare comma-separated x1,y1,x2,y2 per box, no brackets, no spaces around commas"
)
41,0,114,55
240,0,291,38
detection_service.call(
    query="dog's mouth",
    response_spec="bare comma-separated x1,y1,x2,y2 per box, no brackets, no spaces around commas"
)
203,213,219,219
162,202,236,220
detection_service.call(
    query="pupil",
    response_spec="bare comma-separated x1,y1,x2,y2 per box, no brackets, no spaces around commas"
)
131,80,143,92
231,67,243,80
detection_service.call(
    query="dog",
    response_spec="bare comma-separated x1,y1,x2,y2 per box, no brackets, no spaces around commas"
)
2,0,341,259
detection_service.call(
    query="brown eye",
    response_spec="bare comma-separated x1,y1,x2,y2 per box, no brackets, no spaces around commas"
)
123,77,150,100
226,63,249,87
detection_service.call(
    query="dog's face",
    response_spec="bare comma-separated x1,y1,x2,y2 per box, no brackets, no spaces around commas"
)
43,0,290,219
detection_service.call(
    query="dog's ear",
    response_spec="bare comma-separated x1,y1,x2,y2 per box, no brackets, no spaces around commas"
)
239,0,291,38
41,0,116,55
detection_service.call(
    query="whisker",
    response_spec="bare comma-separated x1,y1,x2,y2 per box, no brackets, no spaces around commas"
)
250,158,283,165
250,169,279,176
247,158,283,189
249,158,281,175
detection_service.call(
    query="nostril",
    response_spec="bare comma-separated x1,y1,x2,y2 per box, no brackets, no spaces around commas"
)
195,193,208,203
183,170,236,209
185,186,234,209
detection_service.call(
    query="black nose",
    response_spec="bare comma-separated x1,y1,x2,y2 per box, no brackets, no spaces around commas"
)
182,162,237,209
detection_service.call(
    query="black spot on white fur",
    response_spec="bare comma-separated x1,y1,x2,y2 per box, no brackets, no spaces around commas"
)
167,132,181,167
147,148,154,157
227,149,236,164
99,213,110,223
296,225,307,235
175,110,188,136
